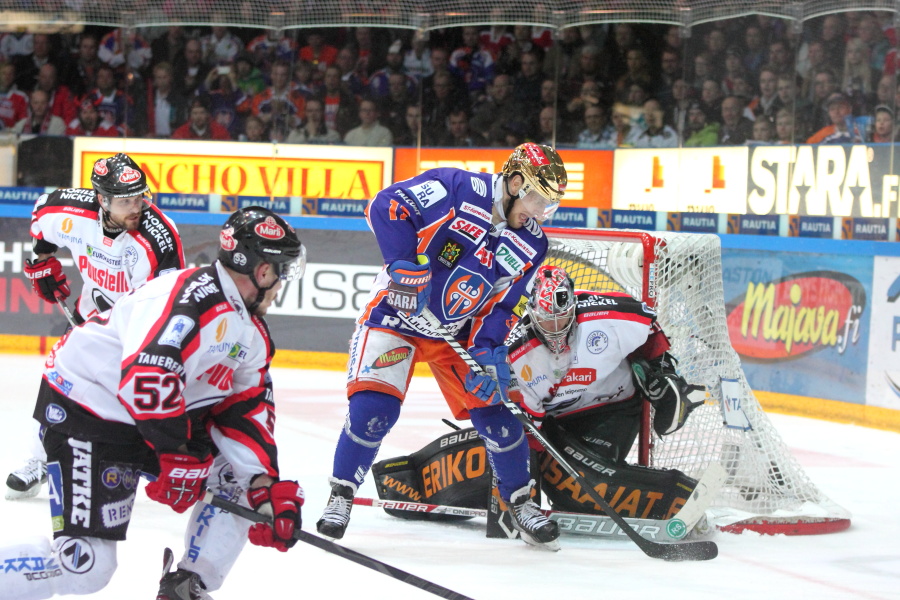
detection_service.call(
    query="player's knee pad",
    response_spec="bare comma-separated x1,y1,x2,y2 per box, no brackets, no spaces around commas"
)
469,404,525,453
344,390,402,446
50,536,118,596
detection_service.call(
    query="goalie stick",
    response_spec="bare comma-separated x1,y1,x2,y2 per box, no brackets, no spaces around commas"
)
201,490,475,600
420,307,719,561
354,461,725,542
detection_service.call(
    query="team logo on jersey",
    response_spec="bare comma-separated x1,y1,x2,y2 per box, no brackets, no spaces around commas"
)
159,315,195,347
58,538,95,574
93,160,108,176
442,267,489,320
587,330,609,354
372,346,412,368
255,217,284,240
450,217,486,243
45,403,67,424
118,167,141,184
437,240,463,268
407,180,447,210
220,226,236,250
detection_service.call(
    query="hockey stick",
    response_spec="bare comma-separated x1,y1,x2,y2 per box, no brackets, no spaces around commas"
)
201,491,475,600
56,297,77,328
420,308,718,561
354,461,725,542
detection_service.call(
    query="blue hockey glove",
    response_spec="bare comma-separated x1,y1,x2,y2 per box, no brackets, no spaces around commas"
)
387,254,432,317
465,347,511,405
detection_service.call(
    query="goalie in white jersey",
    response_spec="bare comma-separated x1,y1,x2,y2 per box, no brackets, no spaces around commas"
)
7,153,185,501
0,207,308,600
507,265,707,517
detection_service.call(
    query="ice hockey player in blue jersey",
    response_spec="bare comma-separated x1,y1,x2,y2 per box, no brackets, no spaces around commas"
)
316,143,568,550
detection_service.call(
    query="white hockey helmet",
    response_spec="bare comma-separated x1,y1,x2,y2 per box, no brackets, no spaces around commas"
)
527,265,576,353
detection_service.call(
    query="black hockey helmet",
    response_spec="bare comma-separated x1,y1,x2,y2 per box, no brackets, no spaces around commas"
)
91,153,151,200
218,206,306,282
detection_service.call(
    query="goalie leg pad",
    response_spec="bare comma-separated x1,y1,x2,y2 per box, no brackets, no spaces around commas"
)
372,426,492,521
539,417,698,519
333,390,401,487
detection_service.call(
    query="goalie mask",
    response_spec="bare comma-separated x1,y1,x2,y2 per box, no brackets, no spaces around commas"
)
527,266,576,354
499,143,567,222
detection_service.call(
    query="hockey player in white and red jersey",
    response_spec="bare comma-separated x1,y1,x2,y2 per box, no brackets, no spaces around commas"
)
507,265,706,514
316,143,568,550
6,153,185,502
0,207,308,600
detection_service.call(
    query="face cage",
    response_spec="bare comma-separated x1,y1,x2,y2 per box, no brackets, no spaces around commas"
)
528,304,576,353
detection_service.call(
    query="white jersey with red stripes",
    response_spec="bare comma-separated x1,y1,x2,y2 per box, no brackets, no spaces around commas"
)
42,262,277,483
508,291,660,419
30,187,184,319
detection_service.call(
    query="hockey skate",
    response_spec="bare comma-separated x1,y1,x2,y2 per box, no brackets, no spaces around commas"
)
5,458,47,500
316,478,356,540
508,480,560,551
157,547,212,600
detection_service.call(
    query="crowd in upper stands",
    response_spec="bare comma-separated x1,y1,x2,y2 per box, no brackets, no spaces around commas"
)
2,12,899,148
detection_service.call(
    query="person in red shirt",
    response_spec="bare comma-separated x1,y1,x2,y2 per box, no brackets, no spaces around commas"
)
172,95,232,140
65,97,122,137
299,31,338,73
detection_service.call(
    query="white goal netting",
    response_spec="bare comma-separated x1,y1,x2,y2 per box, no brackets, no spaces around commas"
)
545,228,850,535
0,0,895,31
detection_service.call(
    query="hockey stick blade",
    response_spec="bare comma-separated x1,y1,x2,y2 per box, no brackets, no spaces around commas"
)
420,308,718,561
202,491,475,600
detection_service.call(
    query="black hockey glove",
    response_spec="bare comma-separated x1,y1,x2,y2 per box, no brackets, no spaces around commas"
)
631,353,706,436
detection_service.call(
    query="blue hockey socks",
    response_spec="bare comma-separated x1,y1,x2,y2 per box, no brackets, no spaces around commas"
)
469,404,530,501
332,390,401,487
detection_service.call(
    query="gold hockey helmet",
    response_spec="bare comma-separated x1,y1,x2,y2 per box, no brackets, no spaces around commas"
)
501,143,567,219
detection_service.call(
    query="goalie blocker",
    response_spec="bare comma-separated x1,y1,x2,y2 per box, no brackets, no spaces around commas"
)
371,420,697,526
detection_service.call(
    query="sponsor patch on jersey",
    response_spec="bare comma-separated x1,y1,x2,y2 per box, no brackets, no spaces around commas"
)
227,343,247,361
460,202,491,222
437,239,463,268
48,462,65,532
372,346,412,368
587,330,609,354
58,538,96,574
101,496,135,529
406,180,447,210
45,403,67,424
495,244,525,275
474,244,493,267
501,229,538,259
449,217,486,243
159,315,195,347
47,371,73,395
86,244,122,268
560,368,596,386
101,465,138,490
469,176,487,197
512,295,528,318
442,267,489,320
215,318,228,342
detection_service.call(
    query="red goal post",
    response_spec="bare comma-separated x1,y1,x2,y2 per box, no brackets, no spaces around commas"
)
541,227,851,535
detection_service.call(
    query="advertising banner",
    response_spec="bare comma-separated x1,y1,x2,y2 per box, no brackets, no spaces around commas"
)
866,256,900,410
72,138,393,202
726,213,781,235
723,249,872,404
612,148,748,214
392,147,613,210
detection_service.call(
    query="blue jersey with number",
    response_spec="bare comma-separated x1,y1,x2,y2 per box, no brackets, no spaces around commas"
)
361,167,548,350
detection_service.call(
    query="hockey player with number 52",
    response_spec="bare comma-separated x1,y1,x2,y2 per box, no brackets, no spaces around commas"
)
316,143,568,550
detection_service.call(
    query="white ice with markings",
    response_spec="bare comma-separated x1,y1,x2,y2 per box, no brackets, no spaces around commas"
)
0,354,898,600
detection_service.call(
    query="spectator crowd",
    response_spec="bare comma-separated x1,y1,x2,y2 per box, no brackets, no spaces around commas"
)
2,12,899,148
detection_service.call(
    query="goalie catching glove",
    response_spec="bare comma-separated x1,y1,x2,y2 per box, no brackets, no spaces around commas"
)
631,352,706,436
387,254,432,316
24,256,71,303
247,480,305,552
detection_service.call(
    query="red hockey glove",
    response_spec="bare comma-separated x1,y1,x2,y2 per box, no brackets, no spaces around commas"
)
247,480,305,552
24,257,70,303
145,453,213,513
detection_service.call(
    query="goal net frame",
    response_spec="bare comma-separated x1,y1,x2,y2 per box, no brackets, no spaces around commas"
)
543,226,851,535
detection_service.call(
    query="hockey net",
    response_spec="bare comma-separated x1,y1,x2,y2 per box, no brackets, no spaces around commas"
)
543,227,851,535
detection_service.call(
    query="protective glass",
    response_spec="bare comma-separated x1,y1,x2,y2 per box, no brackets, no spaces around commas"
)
518,190,559,221
275,244,307,282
